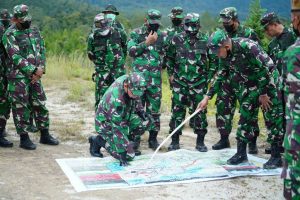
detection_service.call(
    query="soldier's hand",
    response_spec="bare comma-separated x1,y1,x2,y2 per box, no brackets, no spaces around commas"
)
31,74,41,84
169,75,174,85
119,152,129,167
259,94,272,111
145,31,158,46
35,67,44,77
197,96,210,110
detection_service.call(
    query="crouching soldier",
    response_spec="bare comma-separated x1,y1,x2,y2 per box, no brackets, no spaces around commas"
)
88,72,153,166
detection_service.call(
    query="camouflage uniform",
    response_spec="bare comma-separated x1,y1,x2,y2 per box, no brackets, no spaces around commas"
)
94,73,151,165
213,7,261,151
128,9,167,149
261,12,297,154
166,13,217,152
0,10,11,134
2,4,58,150
87,13,127,109
207,30,282,167
281,1,300,198
164,7,185,80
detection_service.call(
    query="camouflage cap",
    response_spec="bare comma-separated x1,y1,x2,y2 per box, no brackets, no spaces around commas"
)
219,7,238,23
207,29,229,54
260,12,280,28
0,9,12,20
184,13,201,32
128,72,147,97
146,9,161,24
94,13,105,23
168,6,184,19
102,4,119,15
13,4,32,21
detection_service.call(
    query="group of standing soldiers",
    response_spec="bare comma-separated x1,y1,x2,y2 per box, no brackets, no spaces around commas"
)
87,2,296,176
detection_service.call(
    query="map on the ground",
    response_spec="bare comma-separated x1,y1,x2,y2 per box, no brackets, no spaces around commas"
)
56,149,281,192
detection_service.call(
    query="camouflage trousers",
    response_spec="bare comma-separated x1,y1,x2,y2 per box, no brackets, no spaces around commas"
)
0,75,10,131
169,81,208,134
263,86,284,144
282,150,300,200
216,80,260,137
95,114,146,161
141,84,162,132
7,78,49,135
94,71,114,110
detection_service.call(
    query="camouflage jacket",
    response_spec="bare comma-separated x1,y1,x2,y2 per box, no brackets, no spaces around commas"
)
0,21,9,75
207,38,278,98
226,24,260,42
2,24,45,79
268,27,296,89
96,75,144,135
128,25,167,86
166,31,217,87
283,37,300,151
87,27,127,75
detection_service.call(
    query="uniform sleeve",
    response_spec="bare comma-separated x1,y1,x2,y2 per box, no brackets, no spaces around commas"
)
39,33,46,72
127,30,147,58
207,49,219,83
110,104,129,136
87,33,94,57
2,31,36,77
165,36,176,77
248,42,278,95
120,29,128,59
206,58,228,98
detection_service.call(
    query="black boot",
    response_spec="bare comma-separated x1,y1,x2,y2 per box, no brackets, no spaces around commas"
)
0,129,13,148
263,143,283,169
20,134,36,150
227,139,248,165
88,135,104,158
119,151,129,166
40,129,59,145
148,131,159,150
168,132,180,151
265,144,284,154
195,132,208,152
212,135,230,150
248,136,258,154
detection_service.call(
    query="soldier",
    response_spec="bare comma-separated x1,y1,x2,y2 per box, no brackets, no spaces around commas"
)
281,1,300,198
166,13,217,152
260,12,296,155
3,4,59,150
87,13,127,109
102,4,125,31
89,72,153,166
198,30,283,169
0,9,13,147
128,9,167,151
164,6,185,86
212,7,261,154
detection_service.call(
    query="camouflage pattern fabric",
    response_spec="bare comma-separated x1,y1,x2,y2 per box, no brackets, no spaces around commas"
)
87,24,127,109
95,75,149,160
128,24,167,132
208,36,282,143
282,37,300,199
215,25,260,137
0,20,10,131
2,24,49,135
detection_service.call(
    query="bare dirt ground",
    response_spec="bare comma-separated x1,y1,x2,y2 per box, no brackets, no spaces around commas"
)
0,86,284,200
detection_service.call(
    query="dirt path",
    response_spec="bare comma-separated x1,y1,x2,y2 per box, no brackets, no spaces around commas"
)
0,86,284,200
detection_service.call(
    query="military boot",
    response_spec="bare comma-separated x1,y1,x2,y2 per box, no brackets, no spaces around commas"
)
227,139,248,165
88,135,104,158
168,132,180,151
248,136,258,154
133,139,142,156
263,143,283,169
195,131,208,152
212,135,230,150
0,129,13,147
40,129,59,145
148,130,159,150
20,134,36,150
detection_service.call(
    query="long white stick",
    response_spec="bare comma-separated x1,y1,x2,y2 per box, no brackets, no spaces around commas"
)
145,108,202,168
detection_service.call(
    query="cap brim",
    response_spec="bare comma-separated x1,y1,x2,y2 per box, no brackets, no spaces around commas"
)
168,13,184,19
102,10,119,15
219,17,232,23
148,19,161,24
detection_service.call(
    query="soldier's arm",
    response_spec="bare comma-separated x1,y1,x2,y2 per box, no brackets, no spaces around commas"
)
165,37,176,77
206,58,228,98
247,28,261,45
128,30,147,57
87,33,95,61
120,29,128,59
2,31,36,77
207,49,219,83
39,33,46,73
110,105,129,136
249,42,278,95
